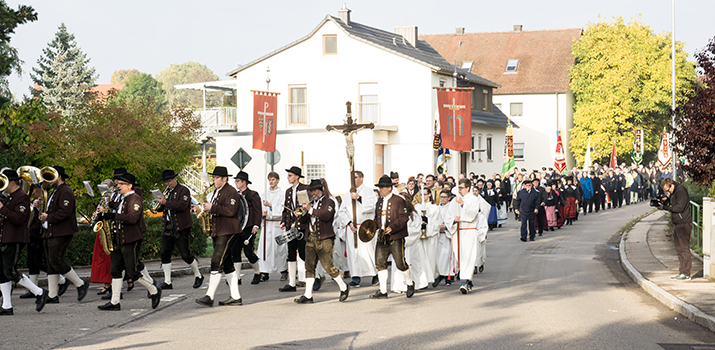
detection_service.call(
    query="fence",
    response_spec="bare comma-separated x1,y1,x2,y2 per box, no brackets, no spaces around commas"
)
691,200,702,254
701,198,714,279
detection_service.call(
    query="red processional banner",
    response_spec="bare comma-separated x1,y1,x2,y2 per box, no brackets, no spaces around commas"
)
436,88,472,151
658,132,672,167
609,141,618,169
252,90,278,152
554,130,566,174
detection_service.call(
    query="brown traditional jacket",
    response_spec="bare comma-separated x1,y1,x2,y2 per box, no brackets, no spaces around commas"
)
281,183,308,231
209,184,240,237
44,183,78,238
0,188,31,244
373,194,409,241
298,195,336,241
157,183,193,232
114,192,145,245
241,187,262,230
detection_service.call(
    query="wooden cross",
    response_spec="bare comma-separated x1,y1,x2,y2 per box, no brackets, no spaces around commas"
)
326,101,374,248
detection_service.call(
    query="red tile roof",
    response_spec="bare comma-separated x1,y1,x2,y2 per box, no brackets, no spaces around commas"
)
421,28,582,94
32,83,124,95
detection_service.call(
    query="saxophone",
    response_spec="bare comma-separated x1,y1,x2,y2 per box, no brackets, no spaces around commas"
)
92,189,115,255
198,184,214,235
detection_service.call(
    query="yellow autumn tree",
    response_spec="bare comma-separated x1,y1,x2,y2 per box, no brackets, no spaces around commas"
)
569,16,696,166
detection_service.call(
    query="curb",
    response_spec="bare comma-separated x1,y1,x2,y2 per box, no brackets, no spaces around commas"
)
619,217,715,333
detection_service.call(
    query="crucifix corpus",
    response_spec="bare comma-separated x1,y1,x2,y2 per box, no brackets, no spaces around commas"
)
326,101,374,248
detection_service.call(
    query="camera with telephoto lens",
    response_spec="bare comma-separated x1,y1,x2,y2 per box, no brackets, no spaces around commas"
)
650,187,666,208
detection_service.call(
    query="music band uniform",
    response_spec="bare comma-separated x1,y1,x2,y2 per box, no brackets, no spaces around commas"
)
231,171,262,284
279,166,308,292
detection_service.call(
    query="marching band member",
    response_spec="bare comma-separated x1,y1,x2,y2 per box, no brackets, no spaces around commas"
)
450,178,490,294
90,179,114,296
196,166,243,307
338,170,377,288
98,173,161,310
258,171,287,282
0,169,50,315
231,171,262,285
371,175,414,299
39,166,88,303
157,169,204,290
293,179,349,303
391,193,426,293
19,186,49,299
278,166,308,292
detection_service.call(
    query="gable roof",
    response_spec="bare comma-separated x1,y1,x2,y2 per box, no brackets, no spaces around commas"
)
226,16,499,88
421,28,582,94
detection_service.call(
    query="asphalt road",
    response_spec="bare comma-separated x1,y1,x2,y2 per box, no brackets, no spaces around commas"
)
5,201,715,350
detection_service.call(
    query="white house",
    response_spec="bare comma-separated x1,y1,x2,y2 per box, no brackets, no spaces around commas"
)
192,7,510,194
423,25,582,172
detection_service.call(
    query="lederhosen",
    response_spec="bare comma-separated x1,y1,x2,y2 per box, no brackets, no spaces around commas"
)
43,183,78,275
109,192,146,281
231,187,260,265
0,189,31,284
208,185,241,273
374,194,409,272
282,184,308,263
301,195,340,279
158,183,195,265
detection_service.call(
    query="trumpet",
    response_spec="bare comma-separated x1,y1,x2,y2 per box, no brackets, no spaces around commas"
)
150,185,171,214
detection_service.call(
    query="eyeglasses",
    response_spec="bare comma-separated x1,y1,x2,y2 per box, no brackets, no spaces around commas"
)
458,186,466,189
115,182,127,187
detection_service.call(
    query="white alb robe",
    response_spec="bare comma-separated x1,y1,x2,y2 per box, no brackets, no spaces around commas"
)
414,201,440,283
338,183,377,278
259,187,288,274
449,192,489,281
437,203,457,276
391,212,427,292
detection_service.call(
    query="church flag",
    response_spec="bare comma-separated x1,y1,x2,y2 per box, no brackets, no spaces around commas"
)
252,90,278,152
502,124,515,176
436,88,472,151
584,135,592,169
658,129,672,167
609,141,617,169
631,128,644,165
554,130,566,174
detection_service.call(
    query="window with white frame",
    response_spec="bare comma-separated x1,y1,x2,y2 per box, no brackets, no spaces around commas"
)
486,135,493,161
510,102,523,117
478,134,483,162
513,141,525,160
323,35,337,55
288,85,308,125
461,61,473,71
505,59,519,73
305,164,325,182
358,83,379,123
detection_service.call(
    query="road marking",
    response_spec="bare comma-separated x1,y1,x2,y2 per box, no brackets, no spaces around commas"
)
162,294,187,302
130,309,146,316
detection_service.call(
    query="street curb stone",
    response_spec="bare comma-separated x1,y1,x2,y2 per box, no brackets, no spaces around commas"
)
619,212,715,333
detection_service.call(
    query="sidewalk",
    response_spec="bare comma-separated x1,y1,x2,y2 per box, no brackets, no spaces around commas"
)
620,210,715,332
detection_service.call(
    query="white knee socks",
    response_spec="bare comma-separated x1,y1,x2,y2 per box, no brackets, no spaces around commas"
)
63,268,84,287
378,270,388,294
401,268,413,285
1,282,12,309
334,275,347,292
288,261,297,287
206,272,221,299
137,274,158,295
29,274,39,286
162,263,172,285
189,259,201,278
226,271,241,299
18,274,42,296
251,262,260,275
47,274,60,298
110,278,123,305
304,277,315,299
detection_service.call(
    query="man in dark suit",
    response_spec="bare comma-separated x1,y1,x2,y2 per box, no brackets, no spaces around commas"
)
157,169,203,290
232,171,262,285
293,180,349,303
513,180,540,242
279,166,309,292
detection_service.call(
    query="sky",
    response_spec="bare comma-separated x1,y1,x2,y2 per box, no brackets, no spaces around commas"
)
6,0,715,99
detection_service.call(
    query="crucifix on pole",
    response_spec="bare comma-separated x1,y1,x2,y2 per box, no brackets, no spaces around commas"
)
326,101,374,248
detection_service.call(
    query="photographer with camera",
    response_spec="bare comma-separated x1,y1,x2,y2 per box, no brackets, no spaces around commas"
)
657,177,692,281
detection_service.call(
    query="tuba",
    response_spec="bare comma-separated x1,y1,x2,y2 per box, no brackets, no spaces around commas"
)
198,184,214,235
0,172,7,193
17,166,42,226
92,186,115,255
37,166,59,213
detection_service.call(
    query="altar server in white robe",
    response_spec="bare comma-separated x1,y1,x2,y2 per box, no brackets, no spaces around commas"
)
434,189,457,286
391,194,427,293
414,187,440,287
450,179,490,294
259,172,288,281
338,171,377,287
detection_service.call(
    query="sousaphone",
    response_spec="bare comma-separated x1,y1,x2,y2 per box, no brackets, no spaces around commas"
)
358,219,378,243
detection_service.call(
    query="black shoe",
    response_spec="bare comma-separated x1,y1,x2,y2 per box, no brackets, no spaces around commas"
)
238,278,242,285
538,232,543,236
97,286,111,295
19,290,35,299
150,286,162,309
313,277,324,291
479,265,484,273
280,271,288,281
348,281,360,287
251,274,261,285
98,302,121,311
47,296,59,304
102,292,123,300
529,237,535,241
406,282,415,298
294,295,314,304
219,297,242,306
260,273,270,282
57,280,69,297
159,282,173,290
520,237,527,242
369,291,388,299
371,275,379,286
498,224,502,228
432,275,443,288
0,307,13,315
193,275,204,289
126,281,134,291
339,285,350,302
279,284,297,292
195,295,214,307
36,289,49,312
550,227,554,231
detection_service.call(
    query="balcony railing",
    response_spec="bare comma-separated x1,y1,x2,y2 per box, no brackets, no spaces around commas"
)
186,107,237,139
359,101,379,124
286,103,309,125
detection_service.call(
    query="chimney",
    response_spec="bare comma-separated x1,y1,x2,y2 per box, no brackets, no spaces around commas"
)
513,25,522,34
395,26,418,48
338,4,351,26
456,27,465,35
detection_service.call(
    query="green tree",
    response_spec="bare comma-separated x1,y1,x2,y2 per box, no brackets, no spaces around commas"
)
154,61,221,108
0,1,37,103
0,98,54,167
110,68,141,85
30,96,201,214
30,23,97,120
569,16,696,166
115,72,166,108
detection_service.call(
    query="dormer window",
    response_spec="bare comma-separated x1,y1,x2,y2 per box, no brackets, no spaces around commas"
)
505,59,519,73
323,35,337,55
461,61,473,71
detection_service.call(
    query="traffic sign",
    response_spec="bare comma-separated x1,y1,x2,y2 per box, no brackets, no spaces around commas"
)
265,150,281,166
231,148,252,170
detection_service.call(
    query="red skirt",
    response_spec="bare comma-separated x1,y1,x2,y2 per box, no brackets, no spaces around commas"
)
90,232,112,283
564,197,578,219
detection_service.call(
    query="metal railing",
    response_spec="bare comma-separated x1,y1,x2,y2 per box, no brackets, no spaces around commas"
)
286,103,308,125
186,107,237,137
180,167,205,196
359,101,379,123
691,200,703,253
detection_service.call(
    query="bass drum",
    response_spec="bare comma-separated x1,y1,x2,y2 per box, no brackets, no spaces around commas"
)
237,192,250,231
